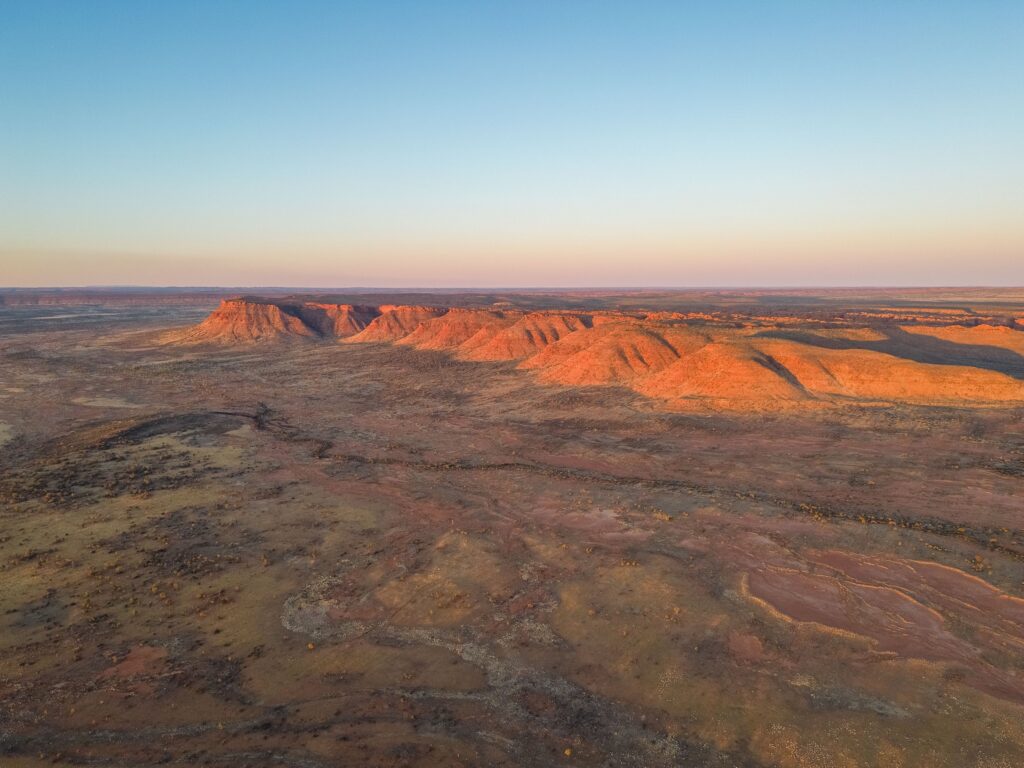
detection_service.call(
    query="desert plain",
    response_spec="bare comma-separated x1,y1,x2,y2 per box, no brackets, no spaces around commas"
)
1,287,1024,767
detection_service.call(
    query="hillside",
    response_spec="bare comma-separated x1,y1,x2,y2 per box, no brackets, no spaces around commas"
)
176,298,1024,410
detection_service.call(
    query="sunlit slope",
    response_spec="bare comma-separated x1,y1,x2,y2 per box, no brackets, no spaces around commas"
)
178,299,1024,409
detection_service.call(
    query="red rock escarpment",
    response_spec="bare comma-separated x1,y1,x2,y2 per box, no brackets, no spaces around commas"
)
178,299,382,343
345,305,449,343
180,299,1024,410
295,303,381,337
179,299,320,343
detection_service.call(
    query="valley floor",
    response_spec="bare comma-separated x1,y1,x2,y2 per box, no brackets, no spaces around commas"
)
1,300,1023,767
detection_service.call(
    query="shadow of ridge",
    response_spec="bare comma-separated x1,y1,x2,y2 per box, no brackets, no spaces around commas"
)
754,353,810,393
754,326,1024,380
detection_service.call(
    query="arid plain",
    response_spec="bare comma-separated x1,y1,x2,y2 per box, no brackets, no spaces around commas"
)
2,288,1024,767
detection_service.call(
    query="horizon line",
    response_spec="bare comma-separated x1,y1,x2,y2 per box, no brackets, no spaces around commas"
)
3,285,1024,292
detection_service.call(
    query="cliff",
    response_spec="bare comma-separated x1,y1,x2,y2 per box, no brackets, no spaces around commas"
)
177,298,1024,410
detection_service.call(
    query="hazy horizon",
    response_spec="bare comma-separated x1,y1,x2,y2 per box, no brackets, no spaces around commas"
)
5,283,1024,293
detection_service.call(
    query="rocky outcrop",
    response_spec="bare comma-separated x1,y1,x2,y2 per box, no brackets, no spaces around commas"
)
179,299,1024,410
459,312,592,361
173,299,383,343
345,306,448,343
519,322,687,385
395,308,517,351
178,299,321,343
294,303,381,337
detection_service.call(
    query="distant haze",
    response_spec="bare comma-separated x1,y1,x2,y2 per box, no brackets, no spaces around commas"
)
2,2,1022,287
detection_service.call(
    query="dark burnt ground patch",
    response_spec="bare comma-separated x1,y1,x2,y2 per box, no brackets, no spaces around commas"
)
8,587,68,630
0,411,248,508
0,440,204,507
105,411,247,446
2,410,246,464
104,503,265,581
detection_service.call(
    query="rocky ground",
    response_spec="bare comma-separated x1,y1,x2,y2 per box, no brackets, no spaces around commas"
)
1,295,1023,767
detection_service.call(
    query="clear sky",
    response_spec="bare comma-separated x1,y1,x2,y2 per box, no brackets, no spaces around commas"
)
2,1,1022,287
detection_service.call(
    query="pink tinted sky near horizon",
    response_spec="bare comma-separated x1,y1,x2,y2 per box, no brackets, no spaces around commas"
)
1,2,1022,287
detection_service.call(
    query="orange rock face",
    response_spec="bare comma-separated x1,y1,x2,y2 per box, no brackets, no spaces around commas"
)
180,299,321,343
176,299,380,342
520,322,686,385
295,303,381,337
181,299,1024,410
758,341,1024,405
634,341,809,409
459,312,591,361
345,306,447,343
395,308,517,351
901,323,1024,354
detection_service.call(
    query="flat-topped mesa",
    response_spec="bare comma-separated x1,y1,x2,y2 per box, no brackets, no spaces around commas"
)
179,299,1024,410
179,298,380,343
182,298,319,343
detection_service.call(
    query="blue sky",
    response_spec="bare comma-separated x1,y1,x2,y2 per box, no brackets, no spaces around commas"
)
1,1,1022,286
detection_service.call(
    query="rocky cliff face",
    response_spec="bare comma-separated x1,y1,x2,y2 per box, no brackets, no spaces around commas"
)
177,298,1024,410
345,306,447,343
293,303,381,337
179,299,320,342
176,299,380,343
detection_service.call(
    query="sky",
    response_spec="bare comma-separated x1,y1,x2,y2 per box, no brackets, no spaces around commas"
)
1,1,1022,288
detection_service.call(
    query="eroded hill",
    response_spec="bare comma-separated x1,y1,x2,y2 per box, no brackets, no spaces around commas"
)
172,298,1024,410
